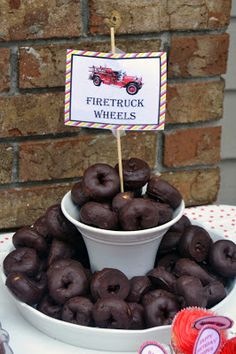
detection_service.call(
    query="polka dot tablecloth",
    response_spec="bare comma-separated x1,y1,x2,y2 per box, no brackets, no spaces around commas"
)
184,204,236,240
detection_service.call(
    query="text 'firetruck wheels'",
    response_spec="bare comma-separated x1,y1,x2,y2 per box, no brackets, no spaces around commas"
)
126,83,139,95
93,76,102,86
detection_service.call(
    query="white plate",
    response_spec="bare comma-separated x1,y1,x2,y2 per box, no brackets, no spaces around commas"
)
1,223,236,352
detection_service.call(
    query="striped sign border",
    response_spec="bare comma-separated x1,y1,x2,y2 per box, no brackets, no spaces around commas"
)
64,50,167,131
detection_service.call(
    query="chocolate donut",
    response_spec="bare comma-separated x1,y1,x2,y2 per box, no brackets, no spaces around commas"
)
143,291,179,327
126,276,151,303
45,204,78,242
6,272,44,305
47,238,75,267
156,253,180,272
83,163,120,201
147,266,176,293
37,294,62,319
62,296,94,326
119,198,159,231
152,201,173,225
174,275,208,308
80,201,118,230
208,240,236,277
158,216,191,255
90,268,130,301
178,225,213,262
13,227,48,256
158,232,182,256
204,280,226,308
47,259,89,304
147,177,182,209
169,215,191,234
112,192,134,213
33,214,52,243
33,271,48,294
3,247,40,277
71,181,90,207
92,297,132,329
128,302,145,329
142,289,177,306
174,258,215,285
116,158,150,190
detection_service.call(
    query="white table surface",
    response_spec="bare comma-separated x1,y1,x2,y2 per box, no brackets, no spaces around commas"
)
0,204,236,354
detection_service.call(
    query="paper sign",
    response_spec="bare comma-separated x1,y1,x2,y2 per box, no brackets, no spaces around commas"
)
194,316,233,330
193,326,221,354
64,50,167,130
138,341,168,354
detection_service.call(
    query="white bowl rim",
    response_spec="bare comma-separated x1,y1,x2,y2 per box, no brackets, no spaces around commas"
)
61,191,185,237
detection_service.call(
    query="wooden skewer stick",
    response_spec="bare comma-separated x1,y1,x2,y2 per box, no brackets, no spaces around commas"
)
110,26,124,193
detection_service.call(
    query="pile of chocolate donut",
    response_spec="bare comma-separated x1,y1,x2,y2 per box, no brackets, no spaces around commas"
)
2,158,236,331
71,158,182,230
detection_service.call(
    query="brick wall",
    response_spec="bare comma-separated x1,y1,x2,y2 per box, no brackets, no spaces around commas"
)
0,0,231,229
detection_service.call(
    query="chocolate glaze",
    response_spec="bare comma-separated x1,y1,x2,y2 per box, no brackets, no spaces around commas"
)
6,272,44,305
71,181,90,207
47,259,89,304
83,163,120,201
178,225,213,262
45,204,78,242
92,296,132,329
90,268,130,301
116,158,150,190
3,247,40,277
119,198,159,231
143,292,179,327
209,240,236,278
128,302,145,329
174,258,215,285
80,201,118,230
112,192,134,213
204,280,226,308
126,276,151,303
37,294,62,319
147,266,176,292
147,177,182,209
62,296,94,326
174,275,208,308
13,226,48,256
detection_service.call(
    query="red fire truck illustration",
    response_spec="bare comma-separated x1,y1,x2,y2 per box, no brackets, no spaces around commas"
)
89,66,143,95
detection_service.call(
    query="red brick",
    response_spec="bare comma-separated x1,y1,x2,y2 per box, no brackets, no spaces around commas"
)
0,93,75,137
169,34,229,77
89,0,231,34
161,168,220,206
163,127,221,167
0,184,71,229
19,39,161,89
0,0,82,41
168,0,231,30
19,132,157,181
0,144,14,184
0,48,10,92
167,80,224,124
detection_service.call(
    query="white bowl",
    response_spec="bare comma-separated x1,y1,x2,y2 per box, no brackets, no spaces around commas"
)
1,224,236,352
61,191,185,278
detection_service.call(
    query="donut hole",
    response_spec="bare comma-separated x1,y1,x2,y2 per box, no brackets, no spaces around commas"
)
107,315,115,327
195,242,205,253
62,277,73,290
97,173,106,185
162,308,171,320
107,284,120,294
